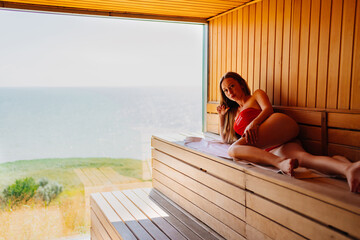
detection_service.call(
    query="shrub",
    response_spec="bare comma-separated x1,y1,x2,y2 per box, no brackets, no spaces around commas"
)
2,177,39,208
36,178,63,205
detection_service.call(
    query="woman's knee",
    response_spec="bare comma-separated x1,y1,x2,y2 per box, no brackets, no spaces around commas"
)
228,145,236,158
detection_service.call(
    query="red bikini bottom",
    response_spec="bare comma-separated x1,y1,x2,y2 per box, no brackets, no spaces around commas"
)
265,144,282,152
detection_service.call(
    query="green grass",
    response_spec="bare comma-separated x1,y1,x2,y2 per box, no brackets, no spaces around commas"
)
0,157,143,191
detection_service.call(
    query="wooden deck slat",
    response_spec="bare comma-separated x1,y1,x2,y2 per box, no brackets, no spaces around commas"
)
91,209,110,240
112,191,169,240
153,159,245,220
122,189,186,240
152,149,245,204
90,168,112,185
91,193,135,240
83,168,103,186
153,179,246,240
99,167,139,183
101,192,153,240
74,168,93,187
145,188,222,240
133,188,204,240
246,192,351,240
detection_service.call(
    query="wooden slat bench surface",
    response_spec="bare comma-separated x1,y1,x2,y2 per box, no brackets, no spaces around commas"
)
90,188,224,240
151,134,360,240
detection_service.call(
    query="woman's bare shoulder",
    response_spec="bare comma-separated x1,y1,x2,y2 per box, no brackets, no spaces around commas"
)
253,89,268,98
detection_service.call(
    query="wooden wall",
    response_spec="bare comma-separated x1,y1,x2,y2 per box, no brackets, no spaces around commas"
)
208,0,360,110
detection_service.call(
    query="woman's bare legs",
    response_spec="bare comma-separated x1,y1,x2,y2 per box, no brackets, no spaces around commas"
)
228,139,298,175
229,113,300,175
272,140,360,193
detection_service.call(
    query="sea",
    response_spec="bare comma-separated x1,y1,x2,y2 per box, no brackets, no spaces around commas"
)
0,86,202,163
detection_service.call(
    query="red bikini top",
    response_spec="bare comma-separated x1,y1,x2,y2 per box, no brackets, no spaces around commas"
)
234,108,262,136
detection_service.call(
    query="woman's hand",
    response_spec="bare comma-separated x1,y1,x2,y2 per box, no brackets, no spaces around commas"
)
217,104,229,116
243,122,259,145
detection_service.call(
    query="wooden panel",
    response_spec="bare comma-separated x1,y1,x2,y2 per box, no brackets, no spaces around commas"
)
153,179,246,240
298,125,321,141
351,0,360,110
208,0,359,111
338,0,356,109
253,2,262,91
297,0,311,107
246,209,305,240
248,4,255,92
289,0,301,106
327,0,343,109
152,149,245,205
2,0,258,20
328,112,360,130
227,13,233,71
328,128,360,148
246,192,352,240
316,0,331,108
207,113,219,134
237,8,243,74
153,159,245,220
153,169,246,236
217,17,222,101
242,6,249,80
301,139,322,156
246,174,360,239
232,11,238,71
151,137,246,188
273,0,284,105
260,0,268,91
266,0,276,102
245,224,272,240
274,108,322,125
221,16,227,77
91,209,111,240
281,0,291,106
306,0,320,108
328,144,360,163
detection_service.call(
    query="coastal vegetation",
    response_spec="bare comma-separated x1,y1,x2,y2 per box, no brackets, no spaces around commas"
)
0,157,143,239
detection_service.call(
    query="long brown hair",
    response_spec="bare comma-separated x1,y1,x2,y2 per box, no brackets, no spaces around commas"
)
219,72,251,143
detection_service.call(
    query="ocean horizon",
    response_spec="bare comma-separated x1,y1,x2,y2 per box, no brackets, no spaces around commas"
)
0,86,202,163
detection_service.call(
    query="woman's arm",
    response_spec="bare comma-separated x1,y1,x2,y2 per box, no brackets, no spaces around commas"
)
251,89,274,126
243,89,273,144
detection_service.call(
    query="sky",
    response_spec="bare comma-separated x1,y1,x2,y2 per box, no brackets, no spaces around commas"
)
0,9,204,87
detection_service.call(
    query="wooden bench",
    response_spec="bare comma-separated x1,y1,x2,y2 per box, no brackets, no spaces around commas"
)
151,135,360,240
91,133,360,239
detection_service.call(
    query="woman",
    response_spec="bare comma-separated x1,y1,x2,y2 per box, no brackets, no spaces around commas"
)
217,72,360,193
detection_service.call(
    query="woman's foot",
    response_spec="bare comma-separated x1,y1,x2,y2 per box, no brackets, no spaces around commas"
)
333,155,351,163
345,161,360,193
278,158,299,176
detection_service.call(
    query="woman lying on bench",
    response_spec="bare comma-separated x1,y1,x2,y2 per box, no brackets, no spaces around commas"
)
217,72,360,193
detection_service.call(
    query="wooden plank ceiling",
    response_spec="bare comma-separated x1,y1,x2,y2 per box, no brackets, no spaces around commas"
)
0,0,256,22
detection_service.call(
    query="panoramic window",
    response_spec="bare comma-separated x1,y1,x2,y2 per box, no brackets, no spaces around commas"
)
0,9,203,239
